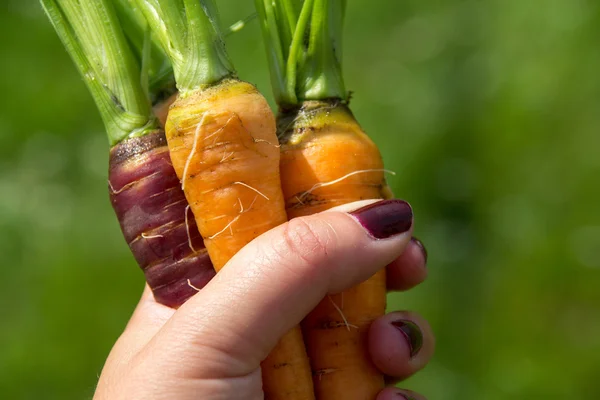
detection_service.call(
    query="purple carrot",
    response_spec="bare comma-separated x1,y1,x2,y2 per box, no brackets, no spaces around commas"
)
109,131,215,307
41,0,214,308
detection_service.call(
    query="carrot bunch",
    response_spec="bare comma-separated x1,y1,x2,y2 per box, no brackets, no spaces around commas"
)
43,0,396,399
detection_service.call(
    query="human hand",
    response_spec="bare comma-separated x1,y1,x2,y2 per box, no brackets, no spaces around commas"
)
93,199,434,400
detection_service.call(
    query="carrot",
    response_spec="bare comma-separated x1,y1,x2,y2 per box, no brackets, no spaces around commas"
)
41,0,215,308
256,1,393,398
134,1,314,398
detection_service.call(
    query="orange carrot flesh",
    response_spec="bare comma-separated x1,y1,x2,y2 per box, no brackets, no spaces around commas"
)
165,79,287,269
164,78,314,399
278,100,392,399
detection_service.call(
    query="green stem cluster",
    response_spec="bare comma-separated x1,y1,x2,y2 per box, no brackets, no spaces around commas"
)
255,0,347,108
41,0,157,145
112,0,175,100
134,0,235,93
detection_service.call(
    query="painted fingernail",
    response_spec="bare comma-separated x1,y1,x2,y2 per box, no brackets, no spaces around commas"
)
396,392,417,400
391,320,423,358
349,200,413,239
411,236,428,265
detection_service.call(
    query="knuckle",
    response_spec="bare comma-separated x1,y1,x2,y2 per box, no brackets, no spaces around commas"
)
281,217,337,266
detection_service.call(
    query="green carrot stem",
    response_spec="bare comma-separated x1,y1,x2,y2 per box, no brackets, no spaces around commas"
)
298,0,346,101
256,0,347,108
112,0,175,101
41,0,157,145
255,0,295,104
134,0,234,93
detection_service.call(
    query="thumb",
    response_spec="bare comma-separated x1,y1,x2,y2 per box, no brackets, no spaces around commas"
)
148,199,413,379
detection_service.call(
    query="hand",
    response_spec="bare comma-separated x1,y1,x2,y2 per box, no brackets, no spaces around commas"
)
93,199,434,400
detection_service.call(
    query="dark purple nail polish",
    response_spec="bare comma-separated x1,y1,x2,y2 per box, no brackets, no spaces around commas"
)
391,320,423,358
396,392,417,400
411,236,428,265
349,200,413,239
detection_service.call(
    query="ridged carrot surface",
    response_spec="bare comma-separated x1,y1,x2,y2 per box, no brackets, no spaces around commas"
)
109,131,215,307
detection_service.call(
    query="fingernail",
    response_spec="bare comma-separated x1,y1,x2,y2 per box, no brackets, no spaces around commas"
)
411,236,428,265
396,392,417,400
350,200,413,239
391,320,423,358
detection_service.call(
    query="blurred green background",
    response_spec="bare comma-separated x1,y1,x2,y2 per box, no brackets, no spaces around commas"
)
1,0,600,398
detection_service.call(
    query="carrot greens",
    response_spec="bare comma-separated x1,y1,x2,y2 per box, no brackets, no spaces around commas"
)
134,0,234,93
112,0,175,100
255,0,347,107
40,0,156,145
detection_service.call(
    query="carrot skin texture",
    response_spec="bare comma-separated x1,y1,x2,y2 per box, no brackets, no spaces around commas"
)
165,79,315,399
165,79,288,269
109,131,215,308
278,101,391,399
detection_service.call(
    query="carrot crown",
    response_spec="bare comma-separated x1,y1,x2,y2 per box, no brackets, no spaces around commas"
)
40,0,158,146
134,0,235,93
255,0,348,108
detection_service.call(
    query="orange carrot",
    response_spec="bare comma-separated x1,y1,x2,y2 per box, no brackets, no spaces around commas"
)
279,102,391,399
135,1,314,398
165,80,286,269
256,1,392,397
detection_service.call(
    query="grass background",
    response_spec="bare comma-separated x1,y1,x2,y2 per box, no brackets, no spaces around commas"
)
1,0,600,398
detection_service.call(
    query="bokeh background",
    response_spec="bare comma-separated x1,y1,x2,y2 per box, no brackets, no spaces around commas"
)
1,0,600,398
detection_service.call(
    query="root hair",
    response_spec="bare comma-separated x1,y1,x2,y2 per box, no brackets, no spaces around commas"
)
233,181,270,200
328,295,357,332
181,112,207,191
184,205,197,252
141,233,164,239
297,169,396,202
208,195,258,239
187,279,201,292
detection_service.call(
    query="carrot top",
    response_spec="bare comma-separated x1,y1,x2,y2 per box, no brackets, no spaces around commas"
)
40,0,158,145
255,0,348,108
134,0,235,93
112,0,176,103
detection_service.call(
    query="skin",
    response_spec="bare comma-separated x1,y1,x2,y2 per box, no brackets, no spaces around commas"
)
93,199,434,400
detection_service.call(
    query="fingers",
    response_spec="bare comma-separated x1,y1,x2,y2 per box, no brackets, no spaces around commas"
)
386,237,428,292
102,285,176,368
377,387,427,400
124,285,175,338
368,311,435,381
152,199,414,378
